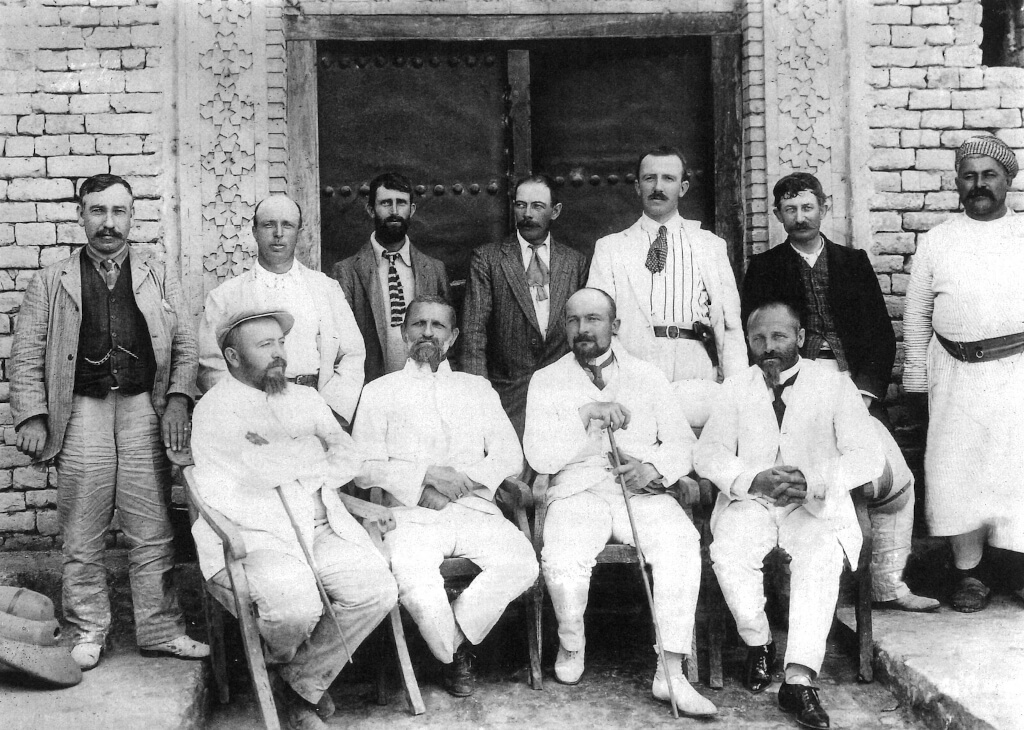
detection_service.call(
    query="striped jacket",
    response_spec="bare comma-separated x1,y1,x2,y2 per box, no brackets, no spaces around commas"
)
10,247,198,462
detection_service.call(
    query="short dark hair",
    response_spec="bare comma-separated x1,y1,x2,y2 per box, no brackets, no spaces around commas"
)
772,172,827,210
567,287,618,321
253,195,304,229
513,174,559,206
746,300,805,332
636,145,689,181
77,174,133,204
368,172,414,207
402,294,457,331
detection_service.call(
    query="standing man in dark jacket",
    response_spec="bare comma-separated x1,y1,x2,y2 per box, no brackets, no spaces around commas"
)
741,172,938,613
461,175,588,439
10,174,209,670
333,172,449,383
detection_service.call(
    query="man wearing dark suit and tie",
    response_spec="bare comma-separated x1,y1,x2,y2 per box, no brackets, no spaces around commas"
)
333,172,450,383
461,174,588,439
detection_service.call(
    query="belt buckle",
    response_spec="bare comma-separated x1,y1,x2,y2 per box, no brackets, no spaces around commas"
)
666,325,679,339
974,347,984,360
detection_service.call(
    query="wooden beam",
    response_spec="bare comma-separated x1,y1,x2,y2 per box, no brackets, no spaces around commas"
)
287,40,322,270
284,13,740,42
711,34,743,277
507,49,532,194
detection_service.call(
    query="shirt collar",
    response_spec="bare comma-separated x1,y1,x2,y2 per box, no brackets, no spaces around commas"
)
371,234,412,266
789,236,824,262
84,243,129,268
778,356,802,385
516,230,551,250
639,212,683,236
403,356,454,380
253,258,300,282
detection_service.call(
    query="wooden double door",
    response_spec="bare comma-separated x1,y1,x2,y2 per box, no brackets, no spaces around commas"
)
317,36,741,287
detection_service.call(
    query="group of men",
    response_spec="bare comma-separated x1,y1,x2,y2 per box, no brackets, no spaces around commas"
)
8,133,1023,730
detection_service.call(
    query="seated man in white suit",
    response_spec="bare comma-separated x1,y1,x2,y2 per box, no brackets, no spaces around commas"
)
694,301,883,730
524,287,717,718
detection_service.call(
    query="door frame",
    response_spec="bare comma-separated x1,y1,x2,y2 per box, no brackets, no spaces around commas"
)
284,12,743,271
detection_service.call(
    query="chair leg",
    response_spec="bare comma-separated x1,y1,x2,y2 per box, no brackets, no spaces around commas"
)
205,590,230,705
528,579,544,690
856,563,874,683
686,629,699,684
375,622,389,706
389,607,425,715
227,564,281,730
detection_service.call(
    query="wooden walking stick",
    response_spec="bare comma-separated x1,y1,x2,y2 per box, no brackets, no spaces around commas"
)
607,427,680,719
274,486,352,662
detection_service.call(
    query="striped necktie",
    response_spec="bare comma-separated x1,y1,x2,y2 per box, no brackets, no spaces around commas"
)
100,259,119,290
645,225,668,274
383,251,407,327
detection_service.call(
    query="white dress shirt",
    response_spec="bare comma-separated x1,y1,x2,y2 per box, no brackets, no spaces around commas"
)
371,235,415,373
638,212,712,326
353,358,523,515
790,236,825,268
517,230,551,335
251,262,322,377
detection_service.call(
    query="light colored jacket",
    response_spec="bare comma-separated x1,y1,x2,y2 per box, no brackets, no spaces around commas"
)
694,359,884,566
524,347,695,504
197,259,366,423
588,216,746,379
10,247,197,462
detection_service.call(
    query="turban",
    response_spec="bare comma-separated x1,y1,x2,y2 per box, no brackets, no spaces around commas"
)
955,135,1019,178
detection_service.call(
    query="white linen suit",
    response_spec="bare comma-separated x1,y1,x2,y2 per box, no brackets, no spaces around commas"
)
191,378,396,704
524,346,700,654
588,215,746,426
197,259,366,423
694,359,883,673
353,360,538,663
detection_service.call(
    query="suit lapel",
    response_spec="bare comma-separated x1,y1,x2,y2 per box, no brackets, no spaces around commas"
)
355,243,388,355
620,221,654,327
129,250,150,294
546,238,571,336
409,244,431,295
59,249,83,310
500,237,542,335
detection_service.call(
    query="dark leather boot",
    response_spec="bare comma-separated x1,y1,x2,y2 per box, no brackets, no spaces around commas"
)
443,645,476,697
778,682,830,729
743,640,776,693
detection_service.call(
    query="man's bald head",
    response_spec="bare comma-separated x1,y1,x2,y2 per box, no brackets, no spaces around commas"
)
566,287,617,321
566,288,619,364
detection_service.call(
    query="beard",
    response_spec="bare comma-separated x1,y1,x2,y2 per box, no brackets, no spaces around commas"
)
374,214,409,246
258,358,288,395
756,344,798,388
572,335,608,365
409,338,447,369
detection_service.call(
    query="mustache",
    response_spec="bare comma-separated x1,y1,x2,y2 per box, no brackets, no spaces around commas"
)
97,229,124,239
266,357,287,371
758,351,781,363
967,189,995,200
517,219,541,228
647,192,669,201
573,334,597,345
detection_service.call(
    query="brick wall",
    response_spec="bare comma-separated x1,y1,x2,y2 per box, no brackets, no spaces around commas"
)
0,0,168,549
867,0,1024,461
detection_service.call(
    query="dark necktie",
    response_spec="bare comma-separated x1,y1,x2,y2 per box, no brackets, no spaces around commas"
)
100,259,118,290
383,251,406,327
585,353,614,390
772,373,799,426
645,225,668,274
526,243,549,301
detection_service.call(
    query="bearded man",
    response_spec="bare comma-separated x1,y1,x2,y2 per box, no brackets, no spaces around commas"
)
695,301,883,730
333,172,450,382
352,295,538,697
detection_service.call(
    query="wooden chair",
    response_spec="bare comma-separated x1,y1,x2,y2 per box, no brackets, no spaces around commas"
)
178,462,426,730
702,486,875,687
367,475,544,703
529,473,712,684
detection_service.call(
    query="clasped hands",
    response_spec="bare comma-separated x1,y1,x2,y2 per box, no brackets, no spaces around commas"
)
750,465,821,507
418,465,481,510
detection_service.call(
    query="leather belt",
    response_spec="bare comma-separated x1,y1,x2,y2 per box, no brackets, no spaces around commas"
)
936,331,1024,363
288,374,319,388
653,325,699,341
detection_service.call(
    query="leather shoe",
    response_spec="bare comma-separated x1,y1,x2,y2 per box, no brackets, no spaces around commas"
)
652,672,717,717
315,691,335,720
778,682,830,729
875,593,940,612
71,642,104,671
139,635,210,660
554,639,585,685
743,640,776,693
443,644,475,697
951,576,991,613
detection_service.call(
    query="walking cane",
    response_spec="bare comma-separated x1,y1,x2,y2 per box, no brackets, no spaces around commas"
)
607,428,680,719
274,486,352,662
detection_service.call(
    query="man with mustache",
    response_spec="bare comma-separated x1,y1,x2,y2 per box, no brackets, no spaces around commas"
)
904,134,1024,613
588,146,745,427
353,295,537,697
462,175,588,439
10,174,208,669
333,172,450,382
740,174,934,613
524,288,717,717
191,307,397,730
695,301,883,730
198,194,366,428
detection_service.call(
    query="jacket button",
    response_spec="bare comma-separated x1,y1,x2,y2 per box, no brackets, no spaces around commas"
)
67,354,74,361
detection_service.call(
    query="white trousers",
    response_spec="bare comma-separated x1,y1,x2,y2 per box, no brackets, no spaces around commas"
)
541,487,701,655
384,503,538,663
869,484,915,602
711,500,844,675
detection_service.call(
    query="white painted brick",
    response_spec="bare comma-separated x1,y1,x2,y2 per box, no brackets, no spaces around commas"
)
37,71,79,94
925,67,958,89
110,92,161,113
868,68,889,88
79,68,125,94
40,246,72,266
0,118,17,136
955,23,983,46
901,171,942,191
56,223,87,244
873,255,905,274
25,490,57,508
7,179,73,201
117,6,153,25
871,147,916,170
95,135,142,154
924,25,955,46
1001,91,1024,109
986,67,1024,89
871,129,901,147
3,96,34,116
11,465,46,489
890,25,927,47
889,68,927,88
875,88,910,107
945,45,982,67
66,48,101,70
870,192,924,210
121,176,160,198
908,89,950,110
915,46,944,66
36,202,78,222
0,203,36,222
871,211,904,232
901,129,941,147
0,158,45,179
867,24,890,46
109,154,157,176
132,199,160,221
939,130,978,147
35,50,68,72
32,95,70,115
0,241,40,265
69,94,111,115
871,47,918,68
91,0,135,6
84,27,132,49
868,109,921,129
0,513,34,532
84,113,153,134
874,233,916,256
130,221,160,241
33,135,71,157
951,90,1001,109
964,109,1022,128
0,225,13,244
4,137,35,156
874,5,911,22
59,6,100,26
924,191,961,209
16,115,44,136
47,155,109,177
99,50,121,70
124,68,161,93
0,180,6,199
69,134,95,154
920,110,963,129
121,48,146,69
99,7,119,26
903,211,950,231
129,25,160,48
996,129,1024,147
950,1,983,22
916,149,955,169
912,5,948,23
43,115,85,134
957,67,984,89
141,135,160,153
